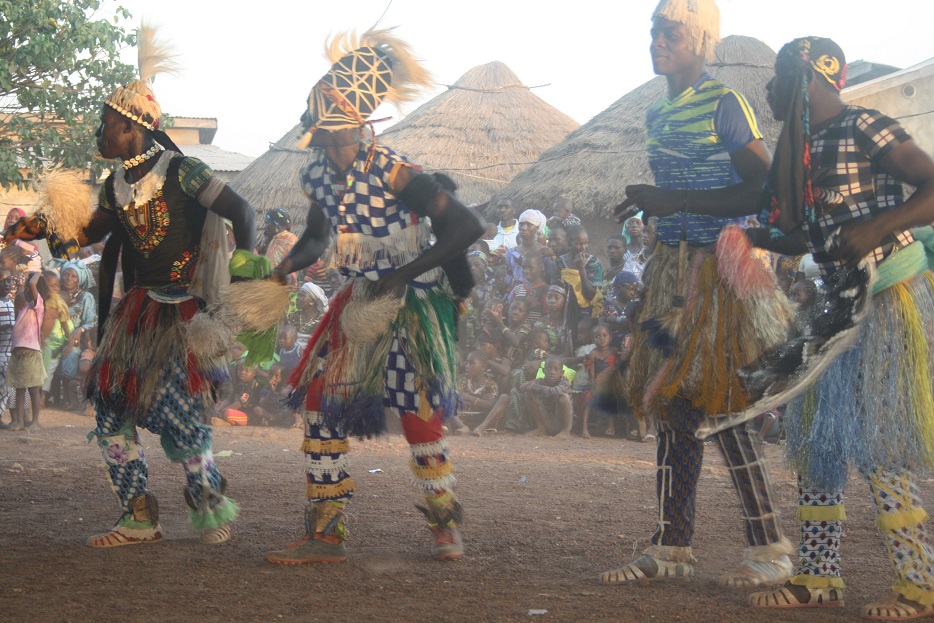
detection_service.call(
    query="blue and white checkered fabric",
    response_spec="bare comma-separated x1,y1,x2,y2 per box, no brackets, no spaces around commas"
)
302,145,432,281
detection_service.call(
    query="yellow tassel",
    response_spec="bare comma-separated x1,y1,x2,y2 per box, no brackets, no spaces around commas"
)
894,579,934,607
798,505,846,522
877,508,929,531
897,276,934,468
301,438,351,455
306,479,356,500
790,574,846,589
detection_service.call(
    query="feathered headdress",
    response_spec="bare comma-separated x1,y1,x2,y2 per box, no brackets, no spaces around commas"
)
296,27,432,149
105,21,180,131
652,0,721,62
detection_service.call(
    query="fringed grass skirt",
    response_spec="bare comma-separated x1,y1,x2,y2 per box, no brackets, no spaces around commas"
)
86,287,230,421
786,270,934,491
288,278,459,438
627,235,794,425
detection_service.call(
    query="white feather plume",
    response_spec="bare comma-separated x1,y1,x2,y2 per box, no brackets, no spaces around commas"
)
137,20,180,84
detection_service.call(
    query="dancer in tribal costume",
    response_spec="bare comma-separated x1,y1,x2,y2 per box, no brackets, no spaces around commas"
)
5,24,256,547
745,38,934,620
263,29,483,565
598,0,795,588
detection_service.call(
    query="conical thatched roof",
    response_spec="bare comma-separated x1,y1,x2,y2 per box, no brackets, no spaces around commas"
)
378,61,580,206
498,36,781,217
231,124,314,236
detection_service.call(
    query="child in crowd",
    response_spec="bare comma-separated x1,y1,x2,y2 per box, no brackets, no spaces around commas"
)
579,323,619,438
520,356,573,438
476,333,512,395
253,364,291,427
277,325,302,376
485,296,533,362
213,360,262,426
8,272,47,431
447,350,505,435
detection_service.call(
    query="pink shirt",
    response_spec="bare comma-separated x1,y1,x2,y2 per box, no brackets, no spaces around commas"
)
12,293,44,351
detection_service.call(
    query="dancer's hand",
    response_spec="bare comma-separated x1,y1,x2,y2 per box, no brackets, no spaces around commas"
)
372,270,407,298
832,220,885,267
615,185,682,221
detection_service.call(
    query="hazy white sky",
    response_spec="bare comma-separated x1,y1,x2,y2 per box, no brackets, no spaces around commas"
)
102,0,933,157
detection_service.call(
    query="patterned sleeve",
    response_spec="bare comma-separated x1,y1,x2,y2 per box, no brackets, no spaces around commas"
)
855,109,912,162
713,90,764,153
177,157,215,199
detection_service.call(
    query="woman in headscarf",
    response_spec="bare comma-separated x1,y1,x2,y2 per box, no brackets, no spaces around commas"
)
504,209,552,288
287,281,329,347
60,261,96,343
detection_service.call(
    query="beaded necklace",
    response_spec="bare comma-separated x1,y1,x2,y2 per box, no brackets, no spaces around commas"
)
122,144,161,170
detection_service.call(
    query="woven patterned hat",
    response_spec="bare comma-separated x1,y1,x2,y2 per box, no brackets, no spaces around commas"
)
105,22,179,131
652,0,721,62
297,27,432,148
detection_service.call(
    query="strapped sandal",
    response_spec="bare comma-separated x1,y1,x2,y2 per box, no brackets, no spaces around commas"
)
601,552,694,584
719,555,793,588
87,523,163,548
750,582,844,608
862,592,934,621
201,524,232,545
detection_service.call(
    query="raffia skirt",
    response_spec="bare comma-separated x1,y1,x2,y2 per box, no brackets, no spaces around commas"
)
86,287,229,421
626,230,795,426
7,348,46,389
785,268,934,491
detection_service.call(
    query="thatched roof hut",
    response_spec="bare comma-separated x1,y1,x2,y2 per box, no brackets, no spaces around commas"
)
231,124,313,235
378,61,580,206
498,36,781,217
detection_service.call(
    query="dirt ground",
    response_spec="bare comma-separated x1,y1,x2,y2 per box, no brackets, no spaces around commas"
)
0,408,916,623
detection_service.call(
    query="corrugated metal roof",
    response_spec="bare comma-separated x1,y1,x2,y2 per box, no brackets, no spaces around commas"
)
181,144,255,172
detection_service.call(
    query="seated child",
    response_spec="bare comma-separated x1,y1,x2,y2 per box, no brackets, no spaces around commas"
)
520,356,574,438
252,364,291,427
447,351,505,435
213,360,262,426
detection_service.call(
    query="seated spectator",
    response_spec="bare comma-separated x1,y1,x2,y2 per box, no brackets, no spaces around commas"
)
277,325,302,377
475,333,512,395
507,254,549,322
213,360,262,426
253,364,291,427
520,356,574,438
557,225,603,322
504,209,549,290
447,350,505,435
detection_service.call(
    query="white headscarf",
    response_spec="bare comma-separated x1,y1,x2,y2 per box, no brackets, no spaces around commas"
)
300,282,329,313
518,209,547,233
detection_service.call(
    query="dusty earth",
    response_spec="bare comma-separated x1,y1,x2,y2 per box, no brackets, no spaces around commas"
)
0,408,917,623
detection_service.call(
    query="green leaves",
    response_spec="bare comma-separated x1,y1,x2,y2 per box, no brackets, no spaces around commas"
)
0,0,135,189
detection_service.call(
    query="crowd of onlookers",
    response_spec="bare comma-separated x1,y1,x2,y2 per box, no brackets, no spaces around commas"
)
0,200,822,442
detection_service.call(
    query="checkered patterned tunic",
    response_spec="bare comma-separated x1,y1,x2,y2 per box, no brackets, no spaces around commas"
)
804,107,913,276
301,145,439,284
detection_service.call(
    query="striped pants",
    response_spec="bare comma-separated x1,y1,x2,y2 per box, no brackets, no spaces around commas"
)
652,400,784,549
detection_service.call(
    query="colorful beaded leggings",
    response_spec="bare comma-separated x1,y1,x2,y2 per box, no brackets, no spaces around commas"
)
652,400,783,548
303,408,455,503
792,476,845,588
868,467,934,603
93,362,225,515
